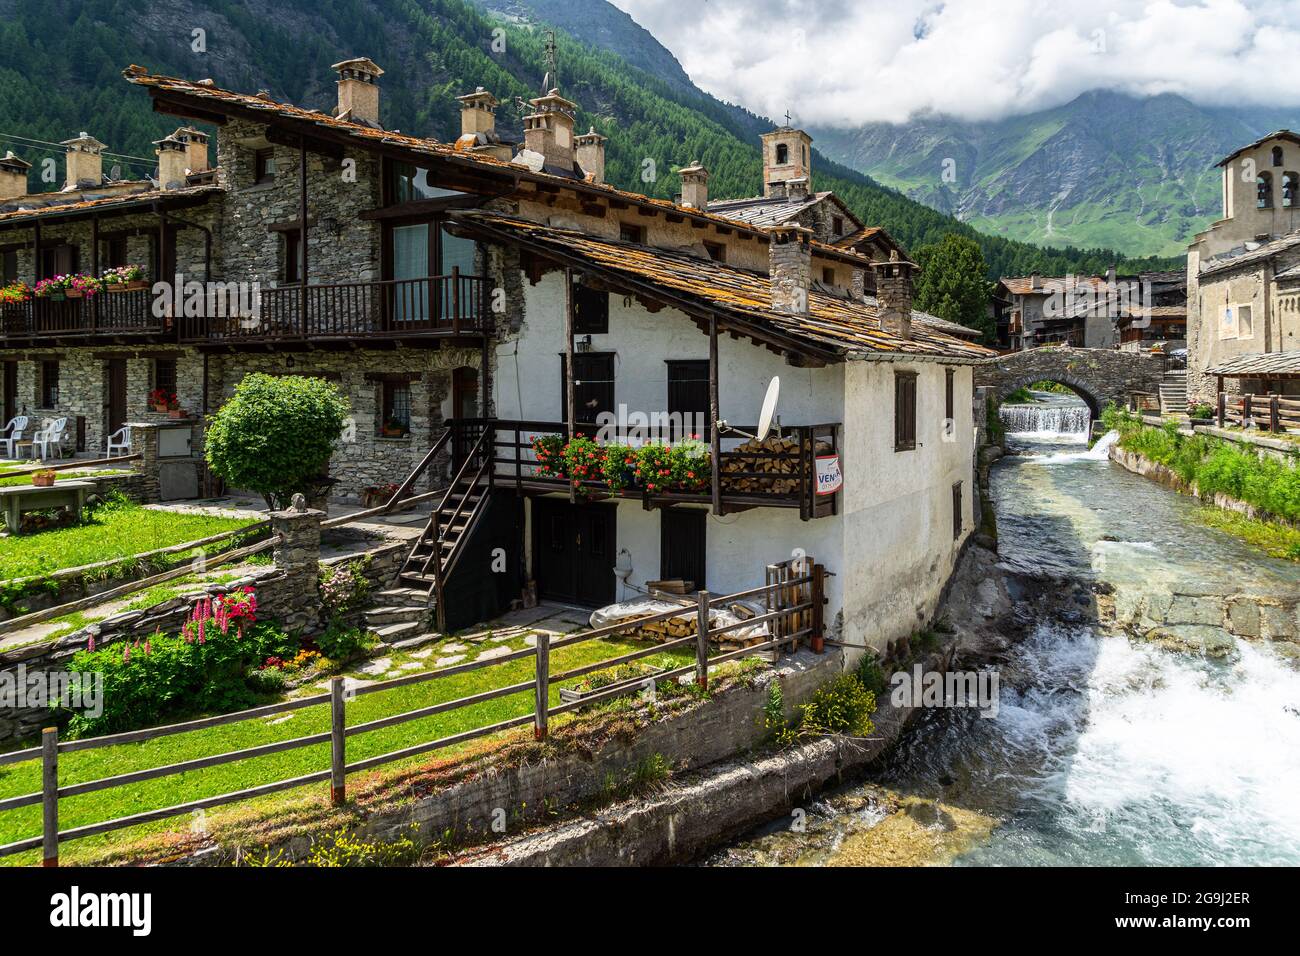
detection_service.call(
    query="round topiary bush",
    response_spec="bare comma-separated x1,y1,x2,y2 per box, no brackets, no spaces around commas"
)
205,373,349,509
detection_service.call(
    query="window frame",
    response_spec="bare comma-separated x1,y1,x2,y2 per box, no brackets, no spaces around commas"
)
1258,171,1274,209
703,241,726,263
0,249,16,285
253,148,277,186
380,380,412,437
39,360,59,409
618,222,646,245
153,357,178,400
952,481,963,541
894,370,918,452
573,284,610,335
945,367,955,424
283,231,301,284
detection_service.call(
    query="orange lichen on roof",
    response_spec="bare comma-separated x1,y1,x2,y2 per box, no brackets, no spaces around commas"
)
457,212,995,361
0,184,221,225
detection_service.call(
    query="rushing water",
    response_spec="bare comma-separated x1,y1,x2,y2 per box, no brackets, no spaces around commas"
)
707,395,1300,867
999,390,1092,437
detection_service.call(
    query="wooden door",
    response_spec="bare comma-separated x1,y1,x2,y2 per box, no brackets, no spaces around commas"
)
560,352,615,429
533,498,616,607
660,508,707,590
105,358,128,442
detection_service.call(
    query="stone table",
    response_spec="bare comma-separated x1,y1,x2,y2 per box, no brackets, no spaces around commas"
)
0,480,95,533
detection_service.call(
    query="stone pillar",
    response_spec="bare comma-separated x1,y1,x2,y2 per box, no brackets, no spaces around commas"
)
271,497,324,631
127,422,161,503
768,224,813,316
872,251,916,339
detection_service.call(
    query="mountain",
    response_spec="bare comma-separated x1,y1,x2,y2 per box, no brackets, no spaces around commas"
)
0,0,1178,277
813,91,1300,259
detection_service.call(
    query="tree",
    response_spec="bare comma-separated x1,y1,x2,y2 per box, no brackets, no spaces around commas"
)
911,234,996,343
205,373,349,510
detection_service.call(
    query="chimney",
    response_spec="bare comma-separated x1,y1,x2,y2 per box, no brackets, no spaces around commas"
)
679,163,709,211
1030,272,1042,291
759,126,813,199
173,127,210,173
61,132,106,190
154,135,189,190
522,89,578,172
0,152,32,201
768,224,814,316
786,176,810,201
331,57,384,128
454,89,513,162
575,128,607,185
872,250,916,339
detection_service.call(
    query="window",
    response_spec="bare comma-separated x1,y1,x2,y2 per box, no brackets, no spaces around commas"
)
619,222,646,244
952,482,963,541
103,237,128,269
1258,172,1274,209
154,358,177,399
821,267,835,285
573,285,609,334
775,143,788,165
832,216,844,237
894,370,917,452
1,249,15,285
703,241,726,263
1273,145,1285,167
385,161,461,204
945,367,955,423
283,231,301,284
39,360,59,408
1239,304,1254,338
560,353,615,426
1284,172,1299,209
661,509,706,589
39,244,77,280
381,381,411,437
666,360,710,441
253,148,277,185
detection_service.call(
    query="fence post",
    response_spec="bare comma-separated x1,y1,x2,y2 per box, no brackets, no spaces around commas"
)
1270,395,1280,433
811,563,825,654
41,727,58,867
1243,393,1254,428
330,676,346,806
534,631,550,740
695,590,710,690
1217,392,1226,428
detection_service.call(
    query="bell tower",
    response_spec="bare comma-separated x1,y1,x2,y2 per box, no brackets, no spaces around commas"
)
760,125,813,199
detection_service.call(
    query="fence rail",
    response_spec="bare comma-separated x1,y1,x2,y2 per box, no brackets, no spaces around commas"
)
1217,391,1300,432
0,561,826,865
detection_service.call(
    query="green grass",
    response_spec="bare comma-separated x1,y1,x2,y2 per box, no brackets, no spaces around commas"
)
0,631,693,864
0,497,253,581
1194,508,1300,562
0,469,119,489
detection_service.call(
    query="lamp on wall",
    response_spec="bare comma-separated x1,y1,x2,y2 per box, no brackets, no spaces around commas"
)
575,334,593,353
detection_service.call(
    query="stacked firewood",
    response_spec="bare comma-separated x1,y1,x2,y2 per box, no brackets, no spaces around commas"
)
719,435,832,495
605,600,767,648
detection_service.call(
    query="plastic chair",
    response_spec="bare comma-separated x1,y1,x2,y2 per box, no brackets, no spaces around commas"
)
33,417,69,460
0,415,30,459
106,425,131,458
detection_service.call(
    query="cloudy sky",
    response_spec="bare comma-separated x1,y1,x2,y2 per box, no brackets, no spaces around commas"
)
610,0,1300,126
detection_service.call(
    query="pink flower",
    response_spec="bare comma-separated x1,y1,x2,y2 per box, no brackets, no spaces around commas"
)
87,634,96,652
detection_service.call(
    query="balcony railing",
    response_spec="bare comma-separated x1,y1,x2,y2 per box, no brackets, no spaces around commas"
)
177,273,492,344
0,274,491,344
0,288,164,338
474,418,841,520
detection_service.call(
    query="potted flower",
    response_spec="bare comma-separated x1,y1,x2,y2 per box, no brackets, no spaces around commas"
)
0,282,32,306
380,417,406,437
32,468,57,488
149,387,175,413
167,394,186,419
560,436,604,497
102,264,147,291
361,482,400,508
601,442,638,492
34,275,73,301
65,274,103,298
531,433,566,479
1189,402,1215,423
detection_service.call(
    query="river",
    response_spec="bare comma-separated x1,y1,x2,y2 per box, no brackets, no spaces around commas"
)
704,393,1300,866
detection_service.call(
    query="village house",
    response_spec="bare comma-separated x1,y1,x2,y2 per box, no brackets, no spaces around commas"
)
0,58,992,652
1185,131,1300,404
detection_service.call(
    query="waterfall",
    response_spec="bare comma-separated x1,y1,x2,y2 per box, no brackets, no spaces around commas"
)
999,400,1091,436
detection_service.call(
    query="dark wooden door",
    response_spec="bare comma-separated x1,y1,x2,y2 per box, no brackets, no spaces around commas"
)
660,508,706,589
533,498,616,607
2,361,16,426
105,358,128,441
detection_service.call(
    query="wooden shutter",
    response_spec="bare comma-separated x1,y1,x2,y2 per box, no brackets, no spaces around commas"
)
945,368,955,422
573,286,609,334
895,371,917,451
952,481,963,540
661,508,707,590
666,360,710,441
561,352,615,426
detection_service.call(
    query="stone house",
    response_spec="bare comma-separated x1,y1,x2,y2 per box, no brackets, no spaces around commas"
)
1186,130,1300,402
992,269,1172,351
0,58,994,651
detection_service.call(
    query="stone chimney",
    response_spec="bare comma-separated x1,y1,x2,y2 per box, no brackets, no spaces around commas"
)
173,127,210,173
872,250,916,339
575,128,607,184
759,126,813,199
0,152,32,201
154,135,189,190
61,132,106,190
786,176,810,202
331,57,384,128
679,163,709,211
454,89,513,161
769,224,814,316
522,90,578,172
1030,272,1042,291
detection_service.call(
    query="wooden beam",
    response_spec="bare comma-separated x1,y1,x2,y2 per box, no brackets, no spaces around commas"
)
299,141,308,335
152,97,228,126
564,266,577,496
709,315,721,517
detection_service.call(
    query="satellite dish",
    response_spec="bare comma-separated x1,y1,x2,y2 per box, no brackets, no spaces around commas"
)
756,377,780,442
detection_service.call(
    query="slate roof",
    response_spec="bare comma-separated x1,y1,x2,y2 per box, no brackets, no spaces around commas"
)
0,184,223,226
453,212,995,362
709,191,843,228
1214,130,1300,168
1198,231,1300,278
1206,351,1300,378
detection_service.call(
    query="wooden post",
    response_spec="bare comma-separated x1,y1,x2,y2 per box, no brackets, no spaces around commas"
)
563,269,576,503
41,727,58,867
1243,393,1254,428
330,676,346,806
708,316,722,517
299,141,309,337
451,265,461,334
695,590,710,689
1217,391,1226,428
811,562,825,654
534,631,550,740
1270,394,1280,433
90,214,99,334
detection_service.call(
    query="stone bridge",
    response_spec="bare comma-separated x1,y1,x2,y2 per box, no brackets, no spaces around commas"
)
975,347,1167,417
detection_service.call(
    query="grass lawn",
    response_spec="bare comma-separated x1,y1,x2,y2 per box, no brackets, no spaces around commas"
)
0,469,119,489
0,627,694,864
0,498,255,582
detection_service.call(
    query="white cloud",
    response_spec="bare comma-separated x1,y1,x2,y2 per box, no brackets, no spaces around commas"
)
610,0,1300,126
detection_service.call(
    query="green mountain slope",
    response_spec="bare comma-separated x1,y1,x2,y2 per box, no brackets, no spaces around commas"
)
0,0,1177,276
814,90,1300,258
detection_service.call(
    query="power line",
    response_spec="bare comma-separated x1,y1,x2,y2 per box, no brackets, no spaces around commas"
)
0,130,157,164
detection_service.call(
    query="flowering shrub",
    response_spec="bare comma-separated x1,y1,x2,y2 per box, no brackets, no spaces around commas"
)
101,264,145,285
181,588,258,644
34,273,103,298
319,557,372,619
560,436,604,495
601,443,638,491
0,282,31,305
635,439,711,494
260,648,321,672
532,434,712,494
532,434,565,478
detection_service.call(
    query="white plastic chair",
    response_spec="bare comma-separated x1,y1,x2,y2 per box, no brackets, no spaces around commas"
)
0,416,29,458
33,416,69,460
106,425,131,458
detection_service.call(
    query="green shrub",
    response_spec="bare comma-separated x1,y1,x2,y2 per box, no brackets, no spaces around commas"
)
205,373,349,510
315,621,371,662
799,673,877,737
318,557,372,618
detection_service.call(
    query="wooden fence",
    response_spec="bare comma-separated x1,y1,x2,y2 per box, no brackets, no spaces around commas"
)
0,562,826,865
1218,392,1300,432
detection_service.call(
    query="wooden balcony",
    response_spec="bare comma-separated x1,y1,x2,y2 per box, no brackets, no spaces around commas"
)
0,288,165,341
177,273,492,346
465,419,841,520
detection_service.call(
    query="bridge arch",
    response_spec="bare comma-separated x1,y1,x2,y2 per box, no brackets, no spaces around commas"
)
974,347,1166,418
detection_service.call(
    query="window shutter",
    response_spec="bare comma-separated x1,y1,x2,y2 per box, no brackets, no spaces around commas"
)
952,482,963,540
895,371,917,451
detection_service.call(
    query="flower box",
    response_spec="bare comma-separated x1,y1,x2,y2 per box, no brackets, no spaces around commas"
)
32,470,57,487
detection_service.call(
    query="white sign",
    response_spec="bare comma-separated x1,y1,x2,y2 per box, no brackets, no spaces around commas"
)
815,454,842,496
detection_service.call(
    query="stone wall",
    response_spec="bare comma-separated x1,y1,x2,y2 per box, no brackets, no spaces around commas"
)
975,346,1166,415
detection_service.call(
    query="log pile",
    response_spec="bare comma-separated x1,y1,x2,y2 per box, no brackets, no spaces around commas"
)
719,435,831,495
603,609,768,648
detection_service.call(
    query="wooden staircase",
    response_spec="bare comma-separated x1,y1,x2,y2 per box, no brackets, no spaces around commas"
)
397,424,494,630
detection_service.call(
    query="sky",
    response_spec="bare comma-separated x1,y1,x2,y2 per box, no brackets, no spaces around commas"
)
610,0,1300,127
